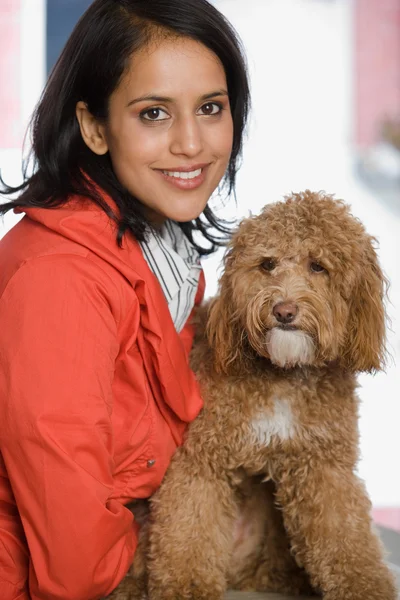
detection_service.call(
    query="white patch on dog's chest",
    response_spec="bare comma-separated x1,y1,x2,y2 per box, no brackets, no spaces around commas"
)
251,398,295,446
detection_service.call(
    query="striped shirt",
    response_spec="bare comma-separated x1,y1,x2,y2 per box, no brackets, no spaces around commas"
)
139,221,202,333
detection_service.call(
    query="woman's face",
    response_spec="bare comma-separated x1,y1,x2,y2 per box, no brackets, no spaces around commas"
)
81,36,234,225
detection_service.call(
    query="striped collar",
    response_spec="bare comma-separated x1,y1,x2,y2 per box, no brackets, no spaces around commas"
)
139,221,202,332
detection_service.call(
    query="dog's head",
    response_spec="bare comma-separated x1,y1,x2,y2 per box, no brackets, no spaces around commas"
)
207,191,387,373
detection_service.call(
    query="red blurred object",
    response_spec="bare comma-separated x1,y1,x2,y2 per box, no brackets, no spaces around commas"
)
354,0,400,148
372,507,400,532
0,0,22,149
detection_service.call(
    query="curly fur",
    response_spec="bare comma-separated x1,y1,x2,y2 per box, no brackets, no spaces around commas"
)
109,191,397,600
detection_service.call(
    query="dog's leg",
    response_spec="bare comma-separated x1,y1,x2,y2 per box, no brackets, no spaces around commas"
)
275,462,398,600
147,449,237,600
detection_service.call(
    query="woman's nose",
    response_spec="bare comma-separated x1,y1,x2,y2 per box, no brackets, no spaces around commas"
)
169,116,204,158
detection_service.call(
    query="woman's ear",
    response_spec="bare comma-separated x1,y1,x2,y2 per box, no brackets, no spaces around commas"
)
76,101,108,155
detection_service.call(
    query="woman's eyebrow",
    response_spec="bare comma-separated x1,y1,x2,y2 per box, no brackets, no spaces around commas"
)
127,89,229,108
200,89,229,101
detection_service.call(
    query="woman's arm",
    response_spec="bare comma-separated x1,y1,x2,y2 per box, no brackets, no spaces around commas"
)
0,255,139,600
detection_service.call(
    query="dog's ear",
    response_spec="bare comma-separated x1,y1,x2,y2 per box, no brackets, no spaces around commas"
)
342,240,387,372
206,281,244,374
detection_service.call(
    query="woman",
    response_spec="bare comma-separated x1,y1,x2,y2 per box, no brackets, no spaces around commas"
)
0,0,249,598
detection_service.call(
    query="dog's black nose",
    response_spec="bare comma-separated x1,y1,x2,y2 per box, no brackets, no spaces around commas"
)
273,301,298,324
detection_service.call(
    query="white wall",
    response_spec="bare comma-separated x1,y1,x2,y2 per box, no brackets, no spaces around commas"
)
208,0,400,506
0,0,46,234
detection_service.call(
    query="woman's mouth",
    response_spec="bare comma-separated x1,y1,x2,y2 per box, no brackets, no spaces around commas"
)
157,165,209,190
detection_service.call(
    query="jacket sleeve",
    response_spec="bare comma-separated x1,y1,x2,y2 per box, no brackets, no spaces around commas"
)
0,255,139,600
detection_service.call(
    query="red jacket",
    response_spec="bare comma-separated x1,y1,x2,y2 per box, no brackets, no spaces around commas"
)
0,192,204,600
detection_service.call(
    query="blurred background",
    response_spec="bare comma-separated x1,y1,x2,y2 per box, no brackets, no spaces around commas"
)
1,0,399,530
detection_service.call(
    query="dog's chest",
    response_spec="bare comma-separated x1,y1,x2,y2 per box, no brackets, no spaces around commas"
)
250,397,296,447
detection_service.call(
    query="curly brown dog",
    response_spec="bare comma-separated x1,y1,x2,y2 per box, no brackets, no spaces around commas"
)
110,191,398,600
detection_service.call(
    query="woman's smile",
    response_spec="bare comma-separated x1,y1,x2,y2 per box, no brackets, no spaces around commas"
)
155,163,210,190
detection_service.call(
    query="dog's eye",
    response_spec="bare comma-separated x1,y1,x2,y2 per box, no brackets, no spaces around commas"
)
261,258,276,272
310,261,326,274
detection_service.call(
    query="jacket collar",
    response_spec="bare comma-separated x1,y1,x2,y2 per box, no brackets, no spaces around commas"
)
16,190,203,431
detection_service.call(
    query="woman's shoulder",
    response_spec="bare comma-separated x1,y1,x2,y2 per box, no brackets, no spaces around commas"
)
0,210,136,308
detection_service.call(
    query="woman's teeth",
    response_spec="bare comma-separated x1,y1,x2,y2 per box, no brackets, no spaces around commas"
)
162,168,202,180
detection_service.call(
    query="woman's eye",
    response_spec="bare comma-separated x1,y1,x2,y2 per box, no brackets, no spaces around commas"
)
261,258,276,272
310,261,326,274
140,108,169,122
198,102,222,116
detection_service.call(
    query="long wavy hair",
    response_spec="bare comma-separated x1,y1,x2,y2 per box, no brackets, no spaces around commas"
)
0,0,250,254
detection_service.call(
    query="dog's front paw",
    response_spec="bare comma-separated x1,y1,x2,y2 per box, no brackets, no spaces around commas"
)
322,567,398,600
